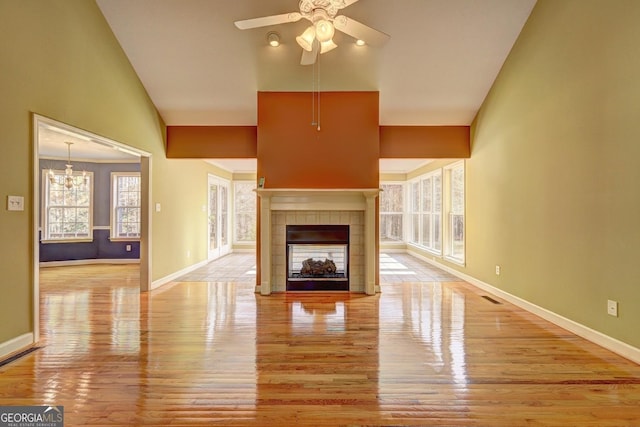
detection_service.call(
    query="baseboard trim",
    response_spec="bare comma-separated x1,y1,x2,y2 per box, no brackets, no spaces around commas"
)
150,258,210,290
379,247,405,253
40,259,139,267
231,248,256,253
0,333,34,360
408,251,640,365
152,251,254,291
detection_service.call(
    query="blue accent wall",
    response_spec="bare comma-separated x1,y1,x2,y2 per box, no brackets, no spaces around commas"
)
39,230,140,261
39,160,141,262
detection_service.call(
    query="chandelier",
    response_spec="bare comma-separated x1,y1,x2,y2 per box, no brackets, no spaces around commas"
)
48,141,87,189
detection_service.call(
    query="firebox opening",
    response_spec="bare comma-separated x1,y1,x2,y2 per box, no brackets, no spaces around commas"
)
288,244,348,280
286,225,349,291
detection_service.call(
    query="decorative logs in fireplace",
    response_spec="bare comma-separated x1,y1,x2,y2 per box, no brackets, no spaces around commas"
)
300,258,337,276
286,225,349,291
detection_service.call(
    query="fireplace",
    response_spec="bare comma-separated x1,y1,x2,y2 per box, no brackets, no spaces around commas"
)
255,188,380,295
286,225,349,291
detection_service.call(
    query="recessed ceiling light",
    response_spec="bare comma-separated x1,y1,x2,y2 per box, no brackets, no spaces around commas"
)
267,32,280,47
355,39,366,46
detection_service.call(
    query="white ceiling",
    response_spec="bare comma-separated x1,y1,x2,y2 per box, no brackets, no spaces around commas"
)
38,122,140,162
55,0,537,172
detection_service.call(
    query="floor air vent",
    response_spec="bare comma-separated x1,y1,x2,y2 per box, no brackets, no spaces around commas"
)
481,295,502,304
0,346,41,368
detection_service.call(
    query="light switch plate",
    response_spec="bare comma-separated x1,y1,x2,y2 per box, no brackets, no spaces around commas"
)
607,300,618,317
7,195,24,211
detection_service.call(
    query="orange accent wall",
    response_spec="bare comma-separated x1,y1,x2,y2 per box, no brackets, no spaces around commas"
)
256,91,380,289
166,126,257,158
257,92,380,188
379,126,470,158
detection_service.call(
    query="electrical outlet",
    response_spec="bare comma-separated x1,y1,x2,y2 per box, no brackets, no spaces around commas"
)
126,244,132,252
187,250,191,258
607,300,618,317
495,265,501,276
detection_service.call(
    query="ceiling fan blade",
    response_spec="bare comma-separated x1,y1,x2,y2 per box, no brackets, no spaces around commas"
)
234,12,301,30
300,40,320,65
333,15,390,46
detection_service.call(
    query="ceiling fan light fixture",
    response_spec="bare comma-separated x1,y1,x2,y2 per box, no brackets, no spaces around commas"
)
314,19,334,43
320,39,338,54
267,31,280,47
234,1,391,66
296,25,316,51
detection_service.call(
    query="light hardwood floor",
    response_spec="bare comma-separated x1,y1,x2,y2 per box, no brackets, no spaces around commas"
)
1,256,639,426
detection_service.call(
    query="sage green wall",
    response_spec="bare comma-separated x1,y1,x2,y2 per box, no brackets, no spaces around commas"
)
463,0,640,348
153,161,232,281
232,173,257,182
0,0,222,345
380,173,406,182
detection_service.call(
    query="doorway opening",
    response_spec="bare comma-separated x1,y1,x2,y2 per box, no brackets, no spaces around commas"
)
32,114,151,341
208,174,231,260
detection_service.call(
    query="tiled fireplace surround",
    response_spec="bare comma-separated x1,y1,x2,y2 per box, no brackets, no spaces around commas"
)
255,189,380,295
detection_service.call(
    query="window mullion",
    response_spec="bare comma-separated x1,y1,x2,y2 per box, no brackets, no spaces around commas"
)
43,169,92,242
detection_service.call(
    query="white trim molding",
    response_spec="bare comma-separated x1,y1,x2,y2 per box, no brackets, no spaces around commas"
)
0,333,34,360
231,247,257,253
409,251,640,365
40,259,140,268
150,258,210,290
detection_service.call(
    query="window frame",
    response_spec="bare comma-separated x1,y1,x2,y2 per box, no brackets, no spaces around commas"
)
379,182,405,243
41,168,94,243
408,169,443,255
444,161,465,265
110,172,141,241
233,180,257,244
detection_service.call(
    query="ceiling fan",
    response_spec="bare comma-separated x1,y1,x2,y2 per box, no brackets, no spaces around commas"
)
234,0,390,65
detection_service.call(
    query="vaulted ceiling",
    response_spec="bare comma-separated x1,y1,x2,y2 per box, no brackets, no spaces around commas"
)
46,0,537,171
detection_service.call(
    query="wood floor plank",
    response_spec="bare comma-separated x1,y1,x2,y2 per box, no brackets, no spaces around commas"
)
0,262,638,426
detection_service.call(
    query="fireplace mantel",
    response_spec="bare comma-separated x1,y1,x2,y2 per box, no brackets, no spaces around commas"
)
256,188,380,295
255,188,380,211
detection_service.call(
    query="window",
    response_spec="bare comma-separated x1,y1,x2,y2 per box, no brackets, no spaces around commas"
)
408,170,442,253
445,161,465,263
410,181,420,244
111,173,141,240
380,183,404,242
42,169,93,241
234,181,256,243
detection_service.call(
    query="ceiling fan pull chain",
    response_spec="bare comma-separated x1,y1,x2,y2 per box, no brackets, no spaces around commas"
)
311,58,317,127
317,54,321,132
